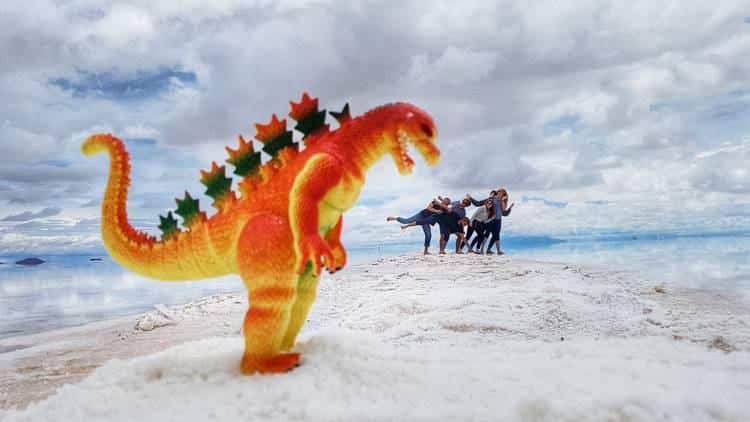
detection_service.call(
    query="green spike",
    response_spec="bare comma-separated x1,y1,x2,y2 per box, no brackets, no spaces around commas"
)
201,163,233,202
226,135,263,177
293,109,327,138
229,151,261,176
158,211,180,239
330,103,351,124
175,191,201,227
262,131,297,157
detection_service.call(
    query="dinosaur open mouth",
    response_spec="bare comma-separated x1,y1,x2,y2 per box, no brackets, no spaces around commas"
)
396,130,417,174
392,127,440,175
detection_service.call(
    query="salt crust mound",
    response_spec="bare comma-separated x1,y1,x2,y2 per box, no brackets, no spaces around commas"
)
3,254,749,421
5,332,749,422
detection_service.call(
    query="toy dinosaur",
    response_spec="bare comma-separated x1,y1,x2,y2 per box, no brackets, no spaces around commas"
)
82,93,439,374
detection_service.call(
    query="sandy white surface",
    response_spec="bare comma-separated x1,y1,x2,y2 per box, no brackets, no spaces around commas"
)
2,254,749,421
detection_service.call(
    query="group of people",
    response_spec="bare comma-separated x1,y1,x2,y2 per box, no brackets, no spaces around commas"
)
387,189,514,255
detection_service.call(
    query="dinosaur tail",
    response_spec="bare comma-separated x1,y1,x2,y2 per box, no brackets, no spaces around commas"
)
82,134,232,281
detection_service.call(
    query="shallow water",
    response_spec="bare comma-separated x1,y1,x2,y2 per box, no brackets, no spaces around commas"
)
515,232,750,293
1,232,748,339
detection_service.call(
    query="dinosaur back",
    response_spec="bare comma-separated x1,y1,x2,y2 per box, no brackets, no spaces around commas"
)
156,93,350,240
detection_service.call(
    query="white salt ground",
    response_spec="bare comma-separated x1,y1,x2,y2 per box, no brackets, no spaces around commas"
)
2,254,749,421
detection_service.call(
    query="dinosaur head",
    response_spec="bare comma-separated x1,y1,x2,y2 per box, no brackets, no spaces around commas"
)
380,103,440,175
334,102,440,176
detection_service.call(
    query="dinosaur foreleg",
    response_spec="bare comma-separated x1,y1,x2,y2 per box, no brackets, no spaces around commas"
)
325,215,347,271
280,263,320,351
237,213,300,374
290,153,343,275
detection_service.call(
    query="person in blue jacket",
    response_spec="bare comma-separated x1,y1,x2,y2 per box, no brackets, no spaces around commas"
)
484,189,514,255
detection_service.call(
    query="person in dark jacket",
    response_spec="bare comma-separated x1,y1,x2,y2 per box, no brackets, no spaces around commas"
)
434,198,470,254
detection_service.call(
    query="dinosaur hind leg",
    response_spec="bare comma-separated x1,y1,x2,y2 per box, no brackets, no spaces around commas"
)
281,264,320,351
237,213,299,374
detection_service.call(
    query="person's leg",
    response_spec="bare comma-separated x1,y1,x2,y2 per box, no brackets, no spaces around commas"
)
482,223,492,252
472,220,483,251
471,222,484,251
486,220,500,254
395,212,421,225
464,223,475,250
496,219,504,255
455,233,465,253
438,220,448,254
470,235,480,251
422,224,432,254
492,220,502,254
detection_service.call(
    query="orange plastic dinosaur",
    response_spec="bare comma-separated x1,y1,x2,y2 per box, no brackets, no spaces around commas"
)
82,93,439,374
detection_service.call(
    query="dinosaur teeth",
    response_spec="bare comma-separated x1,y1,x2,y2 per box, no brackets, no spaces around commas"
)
397,130,413,164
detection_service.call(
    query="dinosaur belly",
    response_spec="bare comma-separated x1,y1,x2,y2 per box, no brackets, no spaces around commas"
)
317,201,342,236
318,181,361,235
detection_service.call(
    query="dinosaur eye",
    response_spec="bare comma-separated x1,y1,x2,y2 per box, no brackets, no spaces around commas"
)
420,123,433,138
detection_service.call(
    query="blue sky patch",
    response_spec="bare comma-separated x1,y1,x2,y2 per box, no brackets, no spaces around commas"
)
543,114,582,136
50,68,196,101
125,138,200,168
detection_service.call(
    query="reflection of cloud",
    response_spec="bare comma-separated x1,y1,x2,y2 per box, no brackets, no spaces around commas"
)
1,207,62,222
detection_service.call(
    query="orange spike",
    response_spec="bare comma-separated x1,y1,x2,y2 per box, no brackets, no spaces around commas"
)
289,93,319,121
199,161,224,184
226,135,255,161
254,114,288,144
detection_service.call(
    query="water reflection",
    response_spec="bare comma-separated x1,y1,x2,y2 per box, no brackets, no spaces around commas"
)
516,234,750,292
1,234,748,339
0,255,241,339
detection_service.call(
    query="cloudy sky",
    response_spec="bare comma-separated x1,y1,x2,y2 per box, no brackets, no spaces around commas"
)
1,0,749,254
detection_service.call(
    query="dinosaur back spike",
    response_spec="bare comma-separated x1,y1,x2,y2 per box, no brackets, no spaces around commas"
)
175,191,205,228
200,161,233,205
289,93,329,138
330,103,351,125
255,114,297,158
158,211,180,240
226,135,262,176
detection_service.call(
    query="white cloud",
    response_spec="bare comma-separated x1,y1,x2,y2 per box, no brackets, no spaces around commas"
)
1,0,750,251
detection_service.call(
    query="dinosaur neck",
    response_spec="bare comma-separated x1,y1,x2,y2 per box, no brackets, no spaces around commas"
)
334,128,391,180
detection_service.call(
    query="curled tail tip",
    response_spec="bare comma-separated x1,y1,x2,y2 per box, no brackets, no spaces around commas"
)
81,133,122,156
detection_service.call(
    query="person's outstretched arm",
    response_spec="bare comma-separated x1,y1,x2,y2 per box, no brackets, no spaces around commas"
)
466,194,486,207
502,202,514,216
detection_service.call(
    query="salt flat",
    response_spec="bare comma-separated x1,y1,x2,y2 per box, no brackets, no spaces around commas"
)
1,254,749,421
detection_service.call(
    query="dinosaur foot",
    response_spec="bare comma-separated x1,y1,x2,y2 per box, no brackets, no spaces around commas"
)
240,352,301,375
